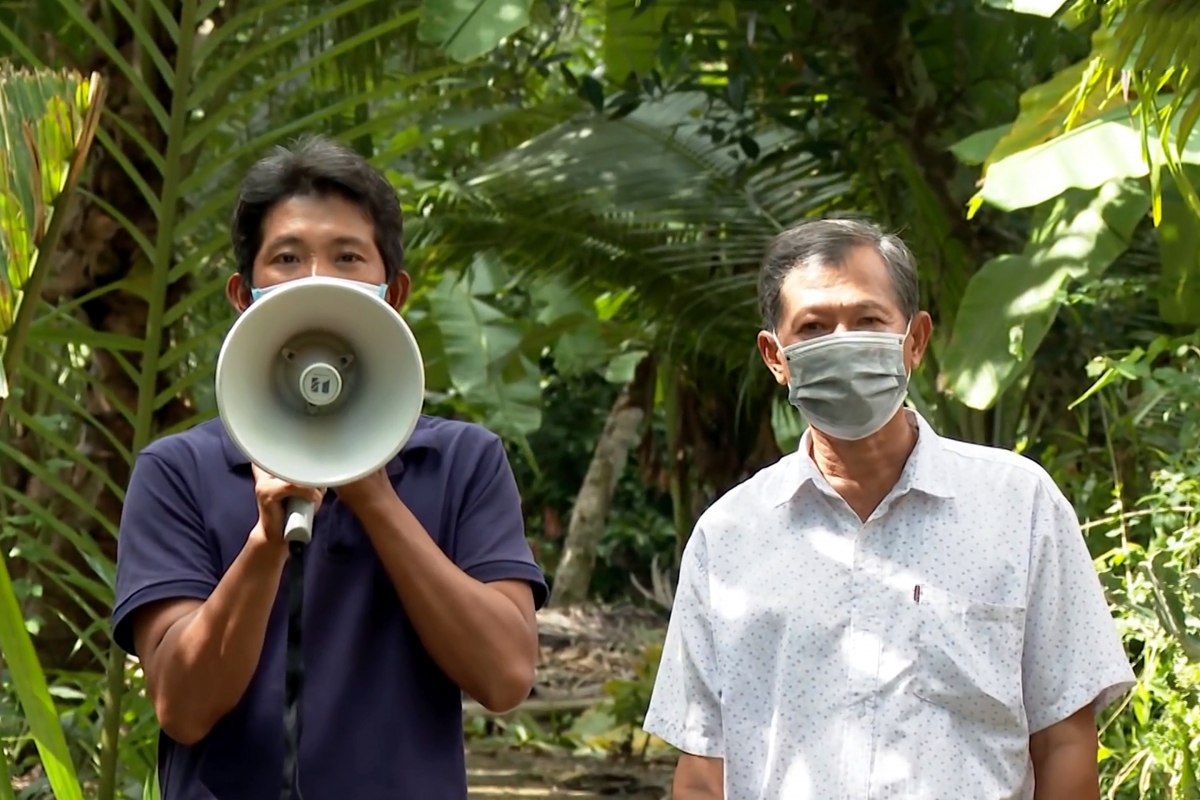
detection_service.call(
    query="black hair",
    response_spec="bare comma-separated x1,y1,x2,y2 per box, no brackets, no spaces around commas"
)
757,216,920,331
230,134,404,283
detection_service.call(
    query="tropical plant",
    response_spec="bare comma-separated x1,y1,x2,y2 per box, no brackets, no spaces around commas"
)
0,62,105,800
419,89,850,551
940,0,1200,416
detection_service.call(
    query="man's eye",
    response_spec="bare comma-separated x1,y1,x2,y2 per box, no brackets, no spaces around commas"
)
274,253,300,264
338,253,365,263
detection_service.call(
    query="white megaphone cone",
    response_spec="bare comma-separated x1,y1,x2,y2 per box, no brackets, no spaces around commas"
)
215,276,425,545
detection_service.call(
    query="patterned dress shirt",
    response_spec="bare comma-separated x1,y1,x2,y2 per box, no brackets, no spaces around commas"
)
643,411,1135,800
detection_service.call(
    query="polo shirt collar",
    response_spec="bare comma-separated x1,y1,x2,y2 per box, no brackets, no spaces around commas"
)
770,408,956,507
219,415,436,476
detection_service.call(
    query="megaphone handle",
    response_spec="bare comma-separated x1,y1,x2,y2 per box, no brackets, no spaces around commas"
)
282,497,315,545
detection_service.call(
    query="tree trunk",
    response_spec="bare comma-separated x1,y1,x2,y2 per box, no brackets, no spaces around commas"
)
548,357,654,607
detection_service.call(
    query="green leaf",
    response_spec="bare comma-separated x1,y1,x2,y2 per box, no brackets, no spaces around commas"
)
529,276,612,376
604,0,675,83
949,124,1012,166
770,395,805,454
141,767,161,800
0,553,83,800
1157,184,1200,325
977,26,1117,172
604,350,649,384
417,0,534,63
426,270,543,438
942,177,1150,410
976,95,1200,211
0,66,103,407
980,0,1070,16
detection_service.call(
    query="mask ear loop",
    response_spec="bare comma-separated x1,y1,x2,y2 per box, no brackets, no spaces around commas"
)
900,316,915,380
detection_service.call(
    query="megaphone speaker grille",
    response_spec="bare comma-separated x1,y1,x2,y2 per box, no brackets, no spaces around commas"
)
215,277,425,488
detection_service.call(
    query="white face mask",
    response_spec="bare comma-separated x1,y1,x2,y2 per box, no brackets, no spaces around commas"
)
250,278,388,303
775,324,911,441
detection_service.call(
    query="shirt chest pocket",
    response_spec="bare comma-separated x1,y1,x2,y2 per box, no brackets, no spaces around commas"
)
912,583,1026,724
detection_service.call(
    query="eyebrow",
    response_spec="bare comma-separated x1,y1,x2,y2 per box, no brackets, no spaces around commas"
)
853,301,890,315
263,234,372,250
791,300,892,323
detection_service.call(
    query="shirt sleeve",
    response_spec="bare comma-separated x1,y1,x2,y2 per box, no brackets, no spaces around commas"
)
1022,479,1135,734
111,448,219,657
452,432,548,610
642,526,723,757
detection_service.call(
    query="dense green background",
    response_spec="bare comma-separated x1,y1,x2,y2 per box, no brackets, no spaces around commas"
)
2,0,1200,797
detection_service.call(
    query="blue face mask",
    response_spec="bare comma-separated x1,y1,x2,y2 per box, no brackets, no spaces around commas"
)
250,280,389,303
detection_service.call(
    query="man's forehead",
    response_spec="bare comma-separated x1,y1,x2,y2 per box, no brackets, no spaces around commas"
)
778,263,900,320
262,194,373,230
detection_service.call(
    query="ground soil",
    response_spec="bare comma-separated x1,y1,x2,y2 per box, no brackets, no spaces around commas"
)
529,603,667,698
466,603,674,799
467,746,674,799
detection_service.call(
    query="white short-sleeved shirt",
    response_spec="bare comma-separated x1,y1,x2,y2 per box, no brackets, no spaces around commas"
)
643,411,1134,800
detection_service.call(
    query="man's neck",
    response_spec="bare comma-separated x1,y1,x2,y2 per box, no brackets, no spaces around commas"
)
809,410,919,522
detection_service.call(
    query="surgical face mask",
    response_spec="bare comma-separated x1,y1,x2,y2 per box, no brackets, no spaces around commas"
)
250,278,389,303
776,324,911,441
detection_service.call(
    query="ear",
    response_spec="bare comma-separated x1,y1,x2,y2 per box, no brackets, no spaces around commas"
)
226,273,252,313
757,330,789,387
906,310,933,372
385,270,412,310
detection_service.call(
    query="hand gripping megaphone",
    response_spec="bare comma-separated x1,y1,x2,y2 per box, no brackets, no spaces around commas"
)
214,276,425,545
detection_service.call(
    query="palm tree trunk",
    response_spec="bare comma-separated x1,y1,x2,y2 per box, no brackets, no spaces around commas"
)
548,357,654,607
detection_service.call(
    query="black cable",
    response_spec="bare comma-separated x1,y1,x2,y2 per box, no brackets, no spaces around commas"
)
281,541,306,799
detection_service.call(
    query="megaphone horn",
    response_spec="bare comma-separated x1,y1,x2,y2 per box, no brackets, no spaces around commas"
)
215,276,425,545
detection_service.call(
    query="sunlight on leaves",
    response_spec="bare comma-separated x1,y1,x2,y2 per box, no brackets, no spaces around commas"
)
0,64,104,800
418,0,534,63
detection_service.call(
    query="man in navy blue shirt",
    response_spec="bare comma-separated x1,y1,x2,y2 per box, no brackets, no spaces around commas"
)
112,135,548,799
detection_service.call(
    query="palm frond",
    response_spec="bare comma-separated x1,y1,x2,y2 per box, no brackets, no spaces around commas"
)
0,62,104,800
417,90,850,369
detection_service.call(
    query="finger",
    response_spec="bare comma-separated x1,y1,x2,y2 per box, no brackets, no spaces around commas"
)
264,483,323,504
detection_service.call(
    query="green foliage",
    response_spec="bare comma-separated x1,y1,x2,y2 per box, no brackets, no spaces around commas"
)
980,0,1070,14
422,89,849,369
0,66,102,401
603,0,674,84
1035,327,1200,798
942,178,1150,409
971,95,1200,213
0,64,103,800
6,2,1200,798
418,0,534,63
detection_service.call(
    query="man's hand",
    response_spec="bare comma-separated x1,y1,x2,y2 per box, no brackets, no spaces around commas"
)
673,754,724,800
1030,704,1100,800
333,467,391,515
250,464,325,541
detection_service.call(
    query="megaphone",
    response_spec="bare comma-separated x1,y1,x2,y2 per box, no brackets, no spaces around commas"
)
214,276,425,545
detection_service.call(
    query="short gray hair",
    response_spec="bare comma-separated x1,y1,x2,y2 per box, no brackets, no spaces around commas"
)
756,217,920,331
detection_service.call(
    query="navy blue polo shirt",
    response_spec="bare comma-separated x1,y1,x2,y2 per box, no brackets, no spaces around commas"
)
112,415,548,800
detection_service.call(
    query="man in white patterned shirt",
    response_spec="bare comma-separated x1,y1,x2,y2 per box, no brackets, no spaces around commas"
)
643,218,1135,800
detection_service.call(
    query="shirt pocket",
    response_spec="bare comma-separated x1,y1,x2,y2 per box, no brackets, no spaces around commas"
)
912,583,1026,725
